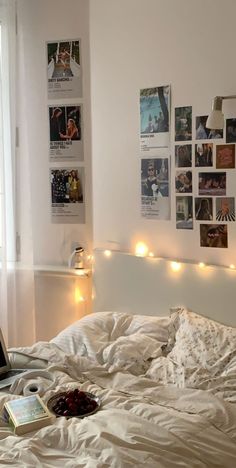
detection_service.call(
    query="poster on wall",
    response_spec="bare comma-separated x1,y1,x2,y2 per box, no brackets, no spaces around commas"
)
195,197,213,221
175,170,192,193
198,172,226,196
175,106,192,141
216,144,235,169
196,116,223,140
175,144,192,167
226,119,236,143
216,197,235,221
195,143,213,167
200,224,228,248
47,39,82,99
176,196,193,229
50,167,85,224
140,85,170,152
48,105,83,161
141,158,170,219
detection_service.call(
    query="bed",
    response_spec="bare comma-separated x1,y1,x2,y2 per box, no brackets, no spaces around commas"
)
0,251,236,467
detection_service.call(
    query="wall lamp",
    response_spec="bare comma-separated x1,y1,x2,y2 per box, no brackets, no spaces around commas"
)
206,95,236,130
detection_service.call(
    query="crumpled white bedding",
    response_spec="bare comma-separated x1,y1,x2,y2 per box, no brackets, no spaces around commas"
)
2,311,236,467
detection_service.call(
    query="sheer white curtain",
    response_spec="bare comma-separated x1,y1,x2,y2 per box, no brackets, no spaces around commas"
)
0,0,17,346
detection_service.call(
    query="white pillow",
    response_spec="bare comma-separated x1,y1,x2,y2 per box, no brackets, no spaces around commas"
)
51,311,170,363
167,308,236,369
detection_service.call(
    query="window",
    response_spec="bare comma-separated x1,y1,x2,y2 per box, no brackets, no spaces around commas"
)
0,0,16,262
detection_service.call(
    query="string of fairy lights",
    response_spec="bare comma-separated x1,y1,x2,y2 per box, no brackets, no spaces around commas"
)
101,242,236,272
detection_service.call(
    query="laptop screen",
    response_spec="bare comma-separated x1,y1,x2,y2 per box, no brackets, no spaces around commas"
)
0,342,7,367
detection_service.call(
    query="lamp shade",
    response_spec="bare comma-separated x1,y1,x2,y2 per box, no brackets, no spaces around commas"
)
206,110,224,130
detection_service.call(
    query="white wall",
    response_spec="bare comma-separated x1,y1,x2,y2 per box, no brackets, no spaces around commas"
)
14,0,236,344
13,0,92,345
90,0,236,266
17,0,92,267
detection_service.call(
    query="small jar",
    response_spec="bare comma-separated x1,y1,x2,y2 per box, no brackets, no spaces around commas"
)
74,247,84,269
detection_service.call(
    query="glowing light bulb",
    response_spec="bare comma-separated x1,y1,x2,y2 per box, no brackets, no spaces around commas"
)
135,242,148,257
74,287,84,304
229,264,235,270
199,262,205,269
104,250,112,257
171,261,181,272
75,269,86,276
148,252,154,257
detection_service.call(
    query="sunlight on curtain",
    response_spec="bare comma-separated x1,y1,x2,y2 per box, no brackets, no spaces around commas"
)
0,0,17,346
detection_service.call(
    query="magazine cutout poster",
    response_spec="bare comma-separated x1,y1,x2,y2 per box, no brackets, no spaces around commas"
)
141,157,170,220
49,104,83,161
47,39,82,99
140,85,170,152
50,167,85,224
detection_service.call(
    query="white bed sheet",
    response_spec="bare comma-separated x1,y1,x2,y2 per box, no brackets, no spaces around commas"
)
3,311,236,467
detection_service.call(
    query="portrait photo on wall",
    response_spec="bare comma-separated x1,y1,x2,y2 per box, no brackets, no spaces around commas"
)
199,172,226,196
175,145,192,167
216,144,235,169
196,116,223,140
195,143,213,167
195,197,213,221
200,224,228,248
176,196,193,229
175,106,192,141
175,170,192,193
226,119,236,143
216,197,235,221
47,39,82,99
49,105,83,161
140,85,170,150
141,158,170,220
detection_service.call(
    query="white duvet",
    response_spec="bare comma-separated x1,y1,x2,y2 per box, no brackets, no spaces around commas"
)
1,311,236,467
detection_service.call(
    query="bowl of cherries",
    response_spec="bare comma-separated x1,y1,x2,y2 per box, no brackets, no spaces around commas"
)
47,388,100,418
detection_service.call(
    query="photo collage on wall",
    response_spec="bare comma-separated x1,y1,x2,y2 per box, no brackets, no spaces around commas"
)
174,108,236,248
46,39,85,224
140,85,171,220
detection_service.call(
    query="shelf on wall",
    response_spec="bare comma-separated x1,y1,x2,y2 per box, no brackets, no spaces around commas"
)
33,265,91,278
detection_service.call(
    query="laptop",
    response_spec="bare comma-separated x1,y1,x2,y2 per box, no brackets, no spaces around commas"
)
0,328,34,389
